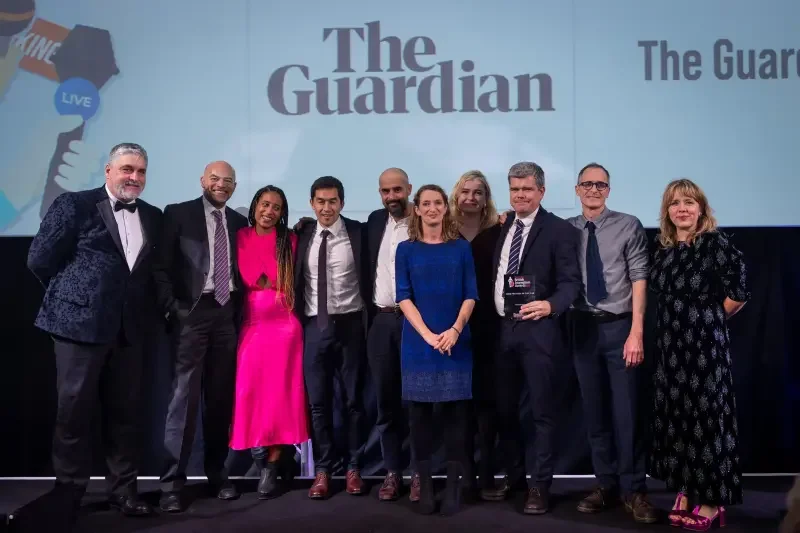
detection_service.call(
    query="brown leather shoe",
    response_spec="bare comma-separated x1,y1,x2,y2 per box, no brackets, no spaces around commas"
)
378,472,402,501
308,471,330,499
523,487,549,515
577,487,619,513
346,469,364,495
409,472,420,502
624,492,659,524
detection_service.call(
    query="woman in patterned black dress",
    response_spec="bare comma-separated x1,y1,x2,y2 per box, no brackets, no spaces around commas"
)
648,179,750,530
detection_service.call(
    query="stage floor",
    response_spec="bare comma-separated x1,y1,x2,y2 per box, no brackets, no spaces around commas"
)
0,476,792,532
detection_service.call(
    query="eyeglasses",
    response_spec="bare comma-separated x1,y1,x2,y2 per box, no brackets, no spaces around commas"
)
578,181,609,191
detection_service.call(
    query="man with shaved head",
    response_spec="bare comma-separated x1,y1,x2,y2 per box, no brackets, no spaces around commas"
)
364,167,420,502
154,160,248,512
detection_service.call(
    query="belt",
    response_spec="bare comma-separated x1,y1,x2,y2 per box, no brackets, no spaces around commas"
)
577,309,631,324
375,305,403,316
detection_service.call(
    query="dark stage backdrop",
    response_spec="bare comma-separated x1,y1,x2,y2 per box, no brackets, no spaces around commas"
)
1,227,798,478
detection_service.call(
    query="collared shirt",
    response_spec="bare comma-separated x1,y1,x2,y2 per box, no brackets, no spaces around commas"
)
202,195,235,293
304,216,363,317
105,185,143,271
567,207,649,315
373,214,410,308
494,208,539,316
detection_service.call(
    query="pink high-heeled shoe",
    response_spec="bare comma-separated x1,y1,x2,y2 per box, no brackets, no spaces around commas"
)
668,493,688,527
682,505,726,531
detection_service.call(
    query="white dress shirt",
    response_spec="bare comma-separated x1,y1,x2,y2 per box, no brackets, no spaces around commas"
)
105,185,143,271
201,195,235,293
494,208,539,316
304,216,364,317
373,215,410,308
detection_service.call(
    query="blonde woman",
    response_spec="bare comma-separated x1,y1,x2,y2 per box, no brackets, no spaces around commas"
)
449,171,502,495
649,179,749,530
449,170,499,242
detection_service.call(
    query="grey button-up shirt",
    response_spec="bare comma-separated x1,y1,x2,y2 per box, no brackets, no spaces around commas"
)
567,208,649,315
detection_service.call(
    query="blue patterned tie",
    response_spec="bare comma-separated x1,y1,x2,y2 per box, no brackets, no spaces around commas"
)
585,221,607,305
212,210,230,306
506,219,524,275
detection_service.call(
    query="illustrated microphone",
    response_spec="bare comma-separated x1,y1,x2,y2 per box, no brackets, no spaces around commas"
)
39,24,119,218
0,0,35,97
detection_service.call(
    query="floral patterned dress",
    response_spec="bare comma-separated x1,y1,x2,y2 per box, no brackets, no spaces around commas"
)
648,231,750,506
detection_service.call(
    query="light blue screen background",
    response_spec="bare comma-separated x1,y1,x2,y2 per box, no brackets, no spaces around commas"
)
0,0,797,235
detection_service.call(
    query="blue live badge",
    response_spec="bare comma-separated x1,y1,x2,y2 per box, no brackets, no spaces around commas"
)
54,77,100,121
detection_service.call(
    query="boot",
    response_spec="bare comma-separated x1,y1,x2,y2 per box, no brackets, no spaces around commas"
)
441,461,462,516
416,460,436,515
257,462,280,499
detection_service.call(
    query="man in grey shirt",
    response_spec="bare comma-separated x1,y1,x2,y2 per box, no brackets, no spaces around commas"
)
567,163,657,524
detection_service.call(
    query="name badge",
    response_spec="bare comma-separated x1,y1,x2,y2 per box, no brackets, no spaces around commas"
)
503,274,536,318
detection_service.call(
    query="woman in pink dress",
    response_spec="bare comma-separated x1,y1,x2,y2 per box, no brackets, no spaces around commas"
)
229,185,309,499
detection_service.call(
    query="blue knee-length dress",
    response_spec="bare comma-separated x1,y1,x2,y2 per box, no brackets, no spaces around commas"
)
395,238,478,403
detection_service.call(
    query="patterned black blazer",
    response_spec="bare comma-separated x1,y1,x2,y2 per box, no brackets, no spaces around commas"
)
27,186,163,344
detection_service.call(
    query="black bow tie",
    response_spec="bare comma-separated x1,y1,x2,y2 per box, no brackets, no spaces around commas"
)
114,201,137,213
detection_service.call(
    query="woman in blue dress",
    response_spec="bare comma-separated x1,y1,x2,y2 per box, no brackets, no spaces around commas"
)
395,184,478,516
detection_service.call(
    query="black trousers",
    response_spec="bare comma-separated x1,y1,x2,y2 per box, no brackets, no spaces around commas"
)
495,318,561,490
465,328,498,485
570,311,646,495
366,310,408,473
408,401,468,466
51,331,143,497
303,311,366,473
160,295,238,492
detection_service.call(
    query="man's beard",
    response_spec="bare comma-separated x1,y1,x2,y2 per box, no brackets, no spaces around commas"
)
386,199,407,217
115,182,141,202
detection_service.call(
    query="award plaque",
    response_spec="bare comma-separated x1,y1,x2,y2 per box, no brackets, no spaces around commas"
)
503,274,536,318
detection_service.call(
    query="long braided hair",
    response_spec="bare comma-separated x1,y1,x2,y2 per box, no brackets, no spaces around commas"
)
247,185,295,309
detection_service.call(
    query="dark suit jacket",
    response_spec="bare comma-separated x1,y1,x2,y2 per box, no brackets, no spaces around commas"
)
153,197,248,319
27,186,163,344
492,207,581,318
293,215,370,321
471,223,503,326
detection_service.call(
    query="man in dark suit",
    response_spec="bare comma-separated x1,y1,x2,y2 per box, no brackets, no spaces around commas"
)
480,161,581,515
27,142,162,519
295,176,370,500
365,168,418,501
154,161,248,512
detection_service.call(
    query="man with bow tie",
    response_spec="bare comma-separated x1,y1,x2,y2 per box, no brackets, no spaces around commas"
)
27,143,163,521
153,161,248,512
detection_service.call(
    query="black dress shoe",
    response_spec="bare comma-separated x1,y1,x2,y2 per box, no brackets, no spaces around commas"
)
159,491,183,513
108,493,154,516
216,480,240,500
480,475,526,501
523,487,550,515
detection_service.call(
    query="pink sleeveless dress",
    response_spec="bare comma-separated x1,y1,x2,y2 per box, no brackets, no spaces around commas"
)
229,227,309,449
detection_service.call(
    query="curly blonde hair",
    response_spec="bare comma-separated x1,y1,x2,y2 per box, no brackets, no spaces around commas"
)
658,178,717,248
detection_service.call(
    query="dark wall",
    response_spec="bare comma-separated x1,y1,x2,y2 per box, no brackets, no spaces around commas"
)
1,227,798,477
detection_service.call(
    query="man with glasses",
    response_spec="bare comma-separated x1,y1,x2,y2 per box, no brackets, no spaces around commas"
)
566,163,657,524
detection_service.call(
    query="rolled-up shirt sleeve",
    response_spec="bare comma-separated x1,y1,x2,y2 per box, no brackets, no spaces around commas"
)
625,218,649,282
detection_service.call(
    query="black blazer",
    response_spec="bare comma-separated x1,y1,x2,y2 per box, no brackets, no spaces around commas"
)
492,207,581,317
293,215,370,320
27,186,163,344
366,208,390,289
153,197,248,318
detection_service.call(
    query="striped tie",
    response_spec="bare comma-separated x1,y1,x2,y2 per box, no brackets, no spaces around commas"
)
506,219,525,275
211,210,230,306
